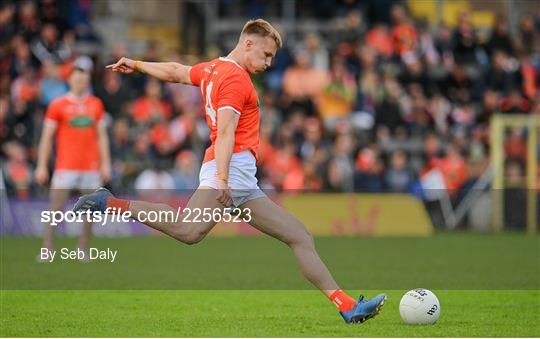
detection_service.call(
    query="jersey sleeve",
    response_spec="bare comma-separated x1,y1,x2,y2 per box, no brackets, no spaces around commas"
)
189,62,209,87
44,99,61,125
216,72,246,115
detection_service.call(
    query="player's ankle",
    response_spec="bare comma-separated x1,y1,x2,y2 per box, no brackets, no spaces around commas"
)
76,240,88,250
330,290,356,312
42,243,54,251
106,197,131,214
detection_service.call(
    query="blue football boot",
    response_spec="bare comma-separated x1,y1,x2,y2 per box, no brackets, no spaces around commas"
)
340,293,387,324
73,187,113,213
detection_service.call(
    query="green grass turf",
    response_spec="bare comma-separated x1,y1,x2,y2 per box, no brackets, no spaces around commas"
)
1,233,539,336
1,234,538,289
1,290,539,337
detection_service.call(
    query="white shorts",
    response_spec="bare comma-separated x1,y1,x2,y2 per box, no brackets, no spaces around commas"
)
199,150,266,206
50,170,102,191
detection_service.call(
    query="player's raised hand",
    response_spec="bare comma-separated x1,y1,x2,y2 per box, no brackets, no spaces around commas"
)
216,178,233,207
35,166,49,186
106,57,136,74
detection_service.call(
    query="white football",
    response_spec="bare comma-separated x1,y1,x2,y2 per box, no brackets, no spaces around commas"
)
399,288,440,325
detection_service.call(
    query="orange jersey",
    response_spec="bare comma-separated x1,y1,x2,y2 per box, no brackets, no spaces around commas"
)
44,93,105,170
391,23,417,55
189,57,260,163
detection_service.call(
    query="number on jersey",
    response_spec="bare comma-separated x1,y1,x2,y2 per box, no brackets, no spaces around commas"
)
201,80,216,126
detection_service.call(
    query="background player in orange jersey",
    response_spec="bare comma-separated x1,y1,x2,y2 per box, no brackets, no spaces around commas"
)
75,19,385,323
36,56,111,257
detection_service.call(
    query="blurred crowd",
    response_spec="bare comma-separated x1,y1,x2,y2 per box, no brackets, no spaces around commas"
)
1,0,539,200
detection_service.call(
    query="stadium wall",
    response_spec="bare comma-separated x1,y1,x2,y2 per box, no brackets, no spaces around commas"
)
1,194,434,237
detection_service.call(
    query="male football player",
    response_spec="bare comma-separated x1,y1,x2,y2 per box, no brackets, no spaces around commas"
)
74,19,385,323
36,56,111,257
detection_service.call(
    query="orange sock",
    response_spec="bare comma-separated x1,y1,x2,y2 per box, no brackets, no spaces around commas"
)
330,290,356,312
106,197,131,214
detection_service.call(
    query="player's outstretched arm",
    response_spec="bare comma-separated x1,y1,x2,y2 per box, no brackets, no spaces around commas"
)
106,57,193,84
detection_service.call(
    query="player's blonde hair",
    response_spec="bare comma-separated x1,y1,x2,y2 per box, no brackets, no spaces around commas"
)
241,19,282,49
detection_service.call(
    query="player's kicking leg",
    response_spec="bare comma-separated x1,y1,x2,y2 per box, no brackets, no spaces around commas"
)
240,196,386,324
73,187,385,323
73,187,221,244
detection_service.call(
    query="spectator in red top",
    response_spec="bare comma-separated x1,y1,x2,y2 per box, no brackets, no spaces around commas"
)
518,55,537,100
366,23,393,59
3,141,32,199
283,159,322,191
150,122,175,156
131,78,172,124
501,90,532,113
435,144,467,196
264,142,301,189
353,145,385,192
504,127,527,162
390,4,417,57
11,66,39,105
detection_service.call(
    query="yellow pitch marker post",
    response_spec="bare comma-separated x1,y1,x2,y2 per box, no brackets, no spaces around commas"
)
490,114,539,235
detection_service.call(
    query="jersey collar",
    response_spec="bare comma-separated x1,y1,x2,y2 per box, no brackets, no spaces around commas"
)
66,92,90,103
219,56,244,70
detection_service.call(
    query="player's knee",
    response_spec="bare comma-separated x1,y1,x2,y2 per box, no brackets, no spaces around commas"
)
299,231,315,249
171,226,205,245
181,232,204,245
286,224,314,249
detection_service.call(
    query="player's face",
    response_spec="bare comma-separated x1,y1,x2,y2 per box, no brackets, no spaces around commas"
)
244,35,277,74
69,70,90,95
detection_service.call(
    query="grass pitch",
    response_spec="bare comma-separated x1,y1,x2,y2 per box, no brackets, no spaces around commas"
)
1,290,538,337
1,233,539,337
